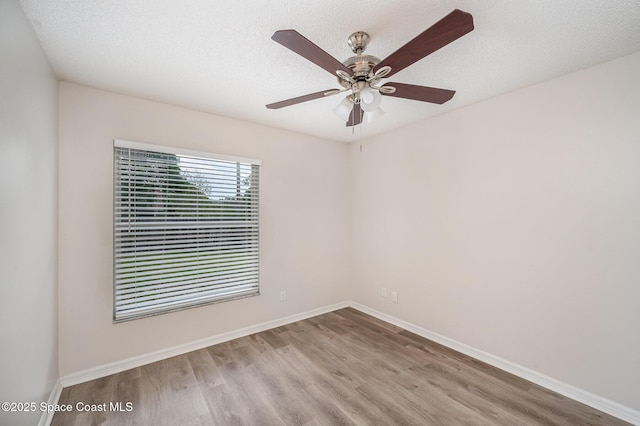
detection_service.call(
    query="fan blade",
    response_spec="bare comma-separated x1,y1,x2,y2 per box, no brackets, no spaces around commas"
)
272,30,353,77
346,103,364,127
266,88,339,109
381,82,455,104
374,9,473,77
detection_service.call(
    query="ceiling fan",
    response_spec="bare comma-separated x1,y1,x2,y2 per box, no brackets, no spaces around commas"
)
266,9,474,127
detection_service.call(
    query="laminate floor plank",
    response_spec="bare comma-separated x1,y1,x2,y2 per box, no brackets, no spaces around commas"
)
258,345,361,425
218,364,286,426
135,358,209,426
186,348,225,389
272,343,376,425
201,383,250,426
281,323,367,390
334,308,405,334
400,330,536,393
413,357,573,426
52,308,630,425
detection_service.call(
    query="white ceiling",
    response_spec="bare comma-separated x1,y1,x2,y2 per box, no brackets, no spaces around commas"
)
19,0,640,143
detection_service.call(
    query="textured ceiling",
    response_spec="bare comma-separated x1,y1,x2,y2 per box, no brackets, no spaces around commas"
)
19,0,640,142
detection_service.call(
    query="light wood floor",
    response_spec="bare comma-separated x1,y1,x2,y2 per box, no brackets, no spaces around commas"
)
52,308,629,425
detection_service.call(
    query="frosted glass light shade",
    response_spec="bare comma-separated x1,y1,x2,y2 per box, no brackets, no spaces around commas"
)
365,107,384,123
333,97,353,121
359,87,382,112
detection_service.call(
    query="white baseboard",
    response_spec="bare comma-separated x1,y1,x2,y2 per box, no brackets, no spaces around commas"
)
38,378,62,426
60,301,348,387
348,301,640,426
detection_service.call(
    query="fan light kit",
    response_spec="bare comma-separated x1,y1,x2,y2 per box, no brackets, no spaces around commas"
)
266,9,474,127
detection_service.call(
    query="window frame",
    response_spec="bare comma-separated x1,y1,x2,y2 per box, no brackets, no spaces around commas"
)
113,139,261,322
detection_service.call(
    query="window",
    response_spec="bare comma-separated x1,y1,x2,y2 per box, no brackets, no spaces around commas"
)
113,140,260,321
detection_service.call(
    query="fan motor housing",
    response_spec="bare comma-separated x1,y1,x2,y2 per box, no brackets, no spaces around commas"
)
339,54,380,88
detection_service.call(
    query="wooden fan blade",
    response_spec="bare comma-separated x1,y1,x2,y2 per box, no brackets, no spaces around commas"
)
272,30,353,77
374,9,473,77
346,103,364,127
266,88,339,109
381,82,455,104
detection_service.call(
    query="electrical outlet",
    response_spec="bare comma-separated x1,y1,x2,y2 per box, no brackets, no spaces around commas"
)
280,291,286,302
391,291,398,304
381,287,387,297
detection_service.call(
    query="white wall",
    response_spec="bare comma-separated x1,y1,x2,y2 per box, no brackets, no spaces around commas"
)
58,82,350,376
350,51,640,411
0,1,59,425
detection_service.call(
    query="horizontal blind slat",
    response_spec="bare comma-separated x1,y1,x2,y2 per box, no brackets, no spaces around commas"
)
116,274,259,296
115,285,259,314
115,254,258,272
115,262,259,286
115,220,257,229
115,282,258,305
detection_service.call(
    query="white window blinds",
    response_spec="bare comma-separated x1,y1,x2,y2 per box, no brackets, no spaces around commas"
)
113,140,260,321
